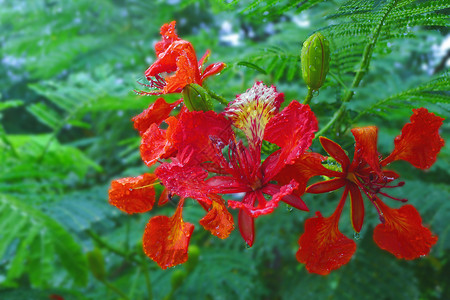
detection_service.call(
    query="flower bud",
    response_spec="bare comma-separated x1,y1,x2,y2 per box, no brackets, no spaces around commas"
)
185,245,200,273
182,83,213,111
301,32,330,91
87,248,106,281
171,269,187,290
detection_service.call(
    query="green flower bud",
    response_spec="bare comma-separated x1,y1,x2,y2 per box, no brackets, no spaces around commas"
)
185,245,200,273
301,32,330,91
171,269,187,290
182,83,213,111
87,248,106,281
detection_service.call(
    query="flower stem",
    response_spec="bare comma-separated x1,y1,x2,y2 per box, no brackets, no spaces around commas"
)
86,229,142,265
314,0,398,139
206,88,229,105
303,87,314,105
101,279,131,300
142,255,153,300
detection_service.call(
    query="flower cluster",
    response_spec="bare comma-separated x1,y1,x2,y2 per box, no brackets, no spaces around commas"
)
109,21,445,273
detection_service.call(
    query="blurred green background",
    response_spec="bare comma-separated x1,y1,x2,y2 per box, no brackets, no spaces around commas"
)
1,0,449,299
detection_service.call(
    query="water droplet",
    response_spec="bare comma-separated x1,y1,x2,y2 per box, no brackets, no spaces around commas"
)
286,205,293,212
245,243,251,249
353,232,360,240
312,90,319,97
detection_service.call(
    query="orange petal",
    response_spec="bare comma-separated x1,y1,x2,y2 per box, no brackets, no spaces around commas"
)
319,137,350,171
373,201,438,260
140,116,178,167
155,21,180,56
199,196,234,239
275,152,342,195
348,182,364,233
143,199,194,269
296,187,356,275
382,108,445,169
296,211,356,275
109,173,157,214
350,126,381,174
132,98,182,136
164,53,199,93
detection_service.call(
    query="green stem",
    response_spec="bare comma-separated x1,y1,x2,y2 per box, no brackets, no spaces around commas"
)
86,229,142,265
142,257,153,300
303,87,314,105
101,279,131,300
314,0,398,139
206,88,229,105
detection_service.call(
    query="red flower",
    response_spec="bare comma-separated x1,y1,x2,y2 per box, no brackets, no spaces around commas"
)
143,199,194,269
158,82,318,246
136,21,225,96
293,108,444,274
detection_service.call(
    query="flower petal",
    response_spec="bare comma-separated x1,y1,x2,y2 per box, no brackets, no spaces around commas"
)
201,62,226,81
163,53,199,93
229,180,299,217
296,212,356,275
154,21,180,56
296,187,356,275
350,126,381,174
264,101,318,175
143,199,194,269
199,196,234,239
109,173,157,214
373,201,438,260
348,182,364,233
273,152,342,195
319,137,350,171
172,110,234,171
225,82,284,158
156,161,211,202
382,108,445,169
146,40,195,77
132,98,182,136
140,116,178,167
239,209,255,247
306,178,347,194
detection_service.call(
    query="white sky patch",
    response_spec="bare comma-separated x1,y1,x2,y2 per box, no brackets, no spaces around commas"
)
292,14,310,28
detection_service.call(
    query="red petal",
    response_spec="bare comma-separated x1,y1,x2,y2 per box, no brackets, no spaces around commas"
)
274,152,343,195
172,110,234,170
143,199,194,269
140,116,178,167
280,194,309,211
145,40,199,88
319,137,350,171
198,50,210,71
350,126,381,174
382,108,445,169
154,21,180,56
109,173,157,214
132,98,182,136
264,101,318,170
199,196,234,239
238,209,255,247
306,178,347,194
158,188,169,206
163,52,199,93
373,201,438,259
229,180,300,217
348,182,364,233
296,212,356,275
201,62,226,81
155,161,211,202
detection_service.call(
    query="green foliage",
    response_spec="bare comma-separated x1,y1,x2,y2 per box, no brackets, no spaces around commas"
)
0,195,88,287
0,0,449,299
